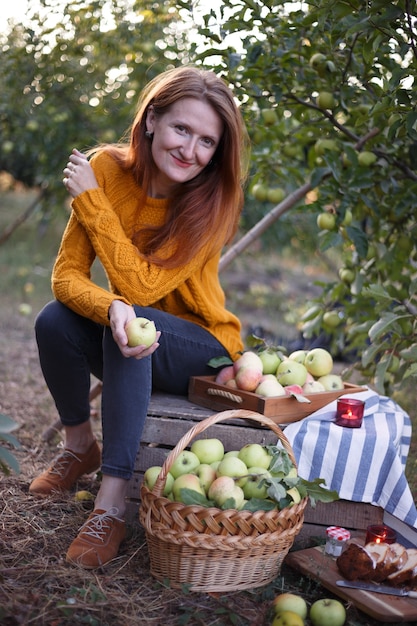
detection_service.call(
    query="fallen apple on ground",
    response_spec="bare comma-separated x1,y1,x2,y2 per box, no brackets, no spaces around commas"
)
273,592,308,620
309,598,346,626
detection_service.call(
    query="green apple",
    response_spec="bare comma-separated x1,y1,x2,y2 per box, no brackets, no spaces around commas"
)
314,139,338,156
323,310,342,328
309,52,327,72
318,374,344,390
358,150,377,166
125,316,157,347
339,267,355,284
316,91,335,109
208,476,244,508
144,465,174,496
288,349,307,364
309,598,346,626
256,376,286,397
190,438,224,464
251,183,268,202
267,187,286,204
242,467,271,499
193,463,217,493
286,486,301,504
304,348,333,377
238,443,272,470
341,208,353,226
222,450,239,459
258,349,281,374
216,456,248,487
276,360,308,387
317,212,336,230
273,593,308,620
172,473,205,502
302,380,326,393
169,450,200,479
261,108,278,126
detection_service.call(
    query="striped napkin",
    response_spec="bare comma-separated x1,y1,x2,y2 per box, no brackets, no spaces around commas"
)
282,386,417,528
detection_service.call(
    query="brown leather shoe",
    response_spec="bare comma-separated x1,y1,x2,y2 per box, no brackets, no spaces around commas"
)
66,508,126,569
29,440,101,496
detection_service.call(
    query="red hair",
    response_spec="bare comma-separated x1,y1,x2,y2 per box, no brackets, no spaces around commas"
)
102,66,249,268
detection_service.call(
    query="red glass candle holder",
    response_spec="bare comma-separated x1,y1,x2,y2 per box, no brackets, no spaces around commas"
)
335,398,365,428
365,524,397,545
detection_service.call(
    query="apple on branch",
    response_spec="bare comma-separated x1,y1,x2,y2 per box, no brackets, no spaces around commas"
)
125,316,157,348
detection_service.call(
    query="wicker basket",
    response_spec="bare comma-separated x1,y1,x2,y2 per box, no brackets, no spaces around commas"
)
139,409,307,592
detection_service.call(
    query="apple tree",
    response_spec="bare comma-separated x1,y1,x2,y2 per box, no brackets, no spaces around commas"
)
183,0,417,395
0,0,188,225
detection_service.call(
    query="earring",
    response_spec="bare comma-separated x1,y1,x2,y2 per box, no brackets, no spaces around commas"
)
145,130,154,139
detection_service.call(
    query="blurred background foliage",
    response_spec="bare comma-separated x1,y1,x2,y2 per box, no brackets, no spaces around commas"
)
1,0,417,399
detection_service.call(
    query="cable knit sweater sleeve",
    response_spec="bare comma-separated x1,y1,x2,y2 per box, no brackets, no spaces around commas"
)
52,151,243,357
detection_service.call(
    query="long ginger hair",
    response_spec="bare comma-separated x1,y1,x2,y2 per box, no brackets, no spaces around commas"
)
102,66,249,268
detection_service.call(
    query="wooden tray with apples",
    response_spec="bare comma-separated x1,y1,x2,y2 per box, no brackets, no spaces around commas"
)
188,348,366,424
188,376,365,423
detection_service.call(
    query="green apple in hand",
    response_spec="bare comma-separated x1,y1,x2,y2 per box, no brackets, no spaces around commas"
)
125,316,156,347
191,438,224,464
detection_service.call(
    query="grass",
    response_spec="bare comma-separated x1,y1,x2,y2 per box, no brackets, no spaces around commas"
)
0,186,416,625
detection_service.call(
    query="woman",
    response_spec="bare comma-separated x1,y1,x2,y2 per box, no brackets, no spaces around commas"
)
30,66,249,569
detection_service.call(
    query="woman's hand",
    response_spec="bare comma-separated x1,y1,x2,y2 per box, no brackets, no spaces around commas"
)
63,149,99,198
108,300,161,359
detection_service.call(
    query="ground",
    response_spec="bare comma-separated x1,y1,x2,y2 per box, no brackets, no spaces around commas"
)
0,267,393,626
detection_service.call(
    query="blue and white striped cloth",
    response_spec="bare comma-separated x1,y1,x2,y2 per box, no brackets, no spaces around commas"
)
282,387,417,529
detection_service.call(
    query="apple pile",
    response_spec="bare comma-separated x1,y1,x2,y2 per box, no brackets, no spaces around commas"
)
271,592,346,626
144,438,338,512
215,347,344,399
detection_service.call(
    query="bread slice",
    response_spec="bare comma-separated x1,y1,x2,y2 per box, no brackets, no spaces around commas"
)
387,548,417,586
365,542,406,582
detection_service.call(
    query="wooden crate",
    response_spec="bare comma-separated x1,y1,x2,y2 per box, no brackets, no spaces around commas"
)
126,391,280,521
188,376,366,424
127,391,384,543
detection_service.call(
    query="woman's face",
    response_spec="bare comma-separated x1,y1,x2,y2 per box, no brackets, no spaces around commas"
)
145,97,223,198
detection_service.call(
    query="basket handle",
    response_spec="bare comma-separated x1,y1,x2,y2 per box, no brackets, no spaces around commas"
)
151,409,296,498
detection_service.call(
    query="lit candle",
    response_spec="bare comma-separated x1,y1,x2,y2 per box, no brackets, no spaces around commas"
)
365,524,396,545
335,398,365,428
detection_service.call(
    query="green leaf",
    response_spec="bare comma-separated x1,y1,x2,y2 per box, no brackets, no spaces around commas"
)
179,489,213,507
298,477,339,507
207,356,233,369
368,313,399,342
242,498,277,512
0,447,20,474
0,413,19,433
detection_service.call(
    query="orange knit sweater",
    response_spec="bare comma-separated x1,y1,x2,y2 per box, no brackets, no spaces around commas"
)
52,151,243,358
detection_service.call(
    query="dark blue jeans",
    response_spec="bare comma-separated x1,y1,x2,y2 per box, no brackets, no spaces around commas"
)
35,301,229,479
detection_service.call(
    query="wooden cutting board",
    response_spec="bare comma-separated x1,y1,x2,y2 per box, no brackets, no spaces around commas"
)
285,546,417,622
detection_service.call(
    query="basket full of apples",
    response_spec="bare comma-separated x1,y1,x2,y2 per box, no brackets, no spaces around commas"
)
139,409,338,593
189,347,366,424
